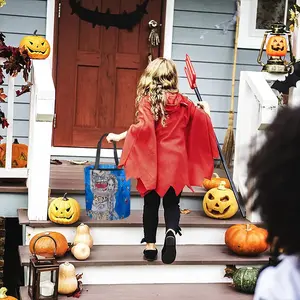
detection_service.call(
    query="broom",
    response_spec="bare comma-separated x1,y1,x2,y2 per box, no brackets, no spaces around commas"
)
221,0,240,168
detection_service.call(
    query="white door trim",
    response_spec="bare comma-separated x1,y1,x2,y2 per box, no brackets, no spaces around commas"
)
47,0,175,157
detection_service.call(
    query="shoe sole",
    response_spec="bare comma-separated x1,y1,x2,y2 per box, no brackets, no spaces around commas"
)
162,235,176,264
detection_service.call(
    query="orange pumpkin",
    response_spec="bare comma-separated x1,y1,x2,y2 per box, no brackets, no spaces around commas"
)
225,224,268,256
29,231,69,258
266,35,288,57
0,287,17,300
0,139,28,168
203,173,230,190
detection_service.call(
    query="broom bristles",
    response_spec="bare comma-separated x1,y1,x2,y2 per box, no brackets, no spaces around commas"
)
221,126,235,168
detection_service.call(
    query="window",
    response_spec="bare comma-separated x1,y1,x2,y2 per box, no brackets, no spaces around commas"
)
238,0,296,49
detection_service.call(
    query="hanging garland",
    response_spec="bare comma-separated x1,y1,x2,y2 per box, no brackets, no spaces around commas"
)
69,0,149,30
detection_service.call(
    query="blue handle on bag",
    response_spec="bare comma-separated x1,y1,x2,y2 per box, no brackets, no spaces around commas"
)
94,133,119,170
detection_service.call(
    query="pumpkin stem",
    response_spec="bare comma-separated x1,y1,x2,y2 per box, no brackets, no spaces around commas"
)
33,29,38,35
63,193,68,200
246,224,252,231
212,173,219,178
0,287,8,299
224,265,237,279
13,138,19,144
217,181,227,191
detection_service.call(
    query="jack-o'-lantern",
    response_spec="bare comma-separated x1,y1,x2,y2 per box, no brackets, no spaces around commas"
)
0,139,28,168
19,30,50,59
203,181,238,219
48,193,81,225
266,35,288,57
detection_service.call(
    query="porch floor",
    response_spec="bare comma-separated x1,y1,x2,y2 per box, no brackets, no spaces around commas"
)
0,161,230,196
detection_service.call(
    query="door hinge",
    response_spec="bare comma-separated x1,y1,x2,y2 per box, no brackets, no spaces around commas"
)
53,113,57,128
58,1,62,18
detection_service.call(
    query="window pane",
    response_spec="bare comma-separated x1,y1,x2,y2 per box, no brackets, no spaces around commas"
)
256,0,286,29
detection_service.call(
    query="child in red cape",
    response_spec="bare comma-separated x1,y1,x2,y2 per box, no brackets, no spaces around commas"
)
107,58,218,264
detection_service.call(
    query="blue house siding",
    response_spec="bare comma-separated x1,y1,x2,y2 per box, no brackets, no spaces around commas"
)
0,0,47,144
172,0,261,145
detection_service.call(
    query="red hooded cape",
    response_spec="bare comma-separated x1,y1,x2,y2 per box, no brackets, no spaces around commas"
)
119,93,219,197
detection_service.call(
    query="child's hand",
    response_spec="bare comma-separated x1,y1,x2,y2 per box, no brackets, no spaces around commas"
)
106,133,120,143
197,101,211,117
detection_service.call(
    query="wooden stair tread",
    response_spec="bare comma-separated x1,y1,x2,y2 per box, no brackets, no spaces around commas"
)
19,244,269,266
18,209,254,228
20,283,253,300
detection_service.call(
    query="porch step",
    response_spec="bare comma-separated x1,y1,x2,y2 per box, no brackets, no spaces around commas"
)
19,209,253,245
20,283,253,300
19,244,268,284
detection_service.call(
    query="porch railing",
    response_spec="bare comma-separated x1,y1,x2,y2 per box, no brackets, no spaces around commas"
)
0,59,55,221
233,71,279,222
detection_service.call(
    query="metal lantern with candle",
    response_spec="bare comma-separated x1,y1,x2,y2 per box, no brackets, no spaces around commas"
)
28,233,59,300
257,22,295,73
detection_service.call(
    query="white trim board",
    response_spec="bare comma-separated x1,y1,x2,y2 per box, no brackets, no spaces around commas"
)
47,0,175,157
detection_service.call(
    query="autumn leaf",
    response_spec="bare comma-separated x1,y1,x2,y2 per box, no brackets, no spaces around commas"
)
16,82,32,97
0,88,6,102
0,110,9,129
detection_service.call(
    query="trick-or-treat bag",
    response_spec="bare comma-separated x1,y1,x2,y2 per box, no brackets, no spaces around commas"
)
84,134,131,221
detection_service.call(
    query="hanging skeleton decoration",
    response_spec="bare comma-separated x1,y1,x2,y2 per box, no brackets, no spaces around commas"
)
148,20,161,63
69,0,149,30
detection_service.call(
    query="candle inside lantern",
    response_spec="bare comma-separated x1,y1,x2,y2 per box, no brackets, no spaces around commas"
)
40,281,55,297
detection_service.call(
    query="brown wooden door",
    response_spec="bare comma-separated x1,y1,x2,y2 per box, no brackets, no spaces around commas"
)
54,0,164,147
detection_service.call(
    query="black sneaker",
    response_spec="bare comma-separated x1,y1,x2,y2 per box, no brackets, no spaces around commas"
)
143,248,158,261
162,229,176,264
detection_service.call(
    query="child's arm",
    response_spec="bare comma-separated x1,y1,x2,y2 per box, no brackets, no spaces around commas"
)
106,131,127,143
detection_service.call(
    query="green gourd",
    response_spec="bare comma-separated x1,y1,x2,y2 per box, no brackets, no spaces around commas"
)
225,265,260,294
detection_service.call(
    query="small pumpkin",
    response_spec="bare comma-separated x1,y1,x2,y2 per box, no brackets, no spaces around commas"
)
58,262,78,295
203,181,238,219
0,287,17,300
48,193,81,225
203,173,230,190
225,265,259,294
19,30,50,59
225,224,268,256
71,242,90,260
29,231,69,258
73,223,93,248
0,139,28,168
266,35,288,57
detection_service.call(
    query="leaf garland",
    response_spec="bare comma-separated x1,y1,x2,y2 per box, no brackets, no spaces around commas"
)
0,33,32,140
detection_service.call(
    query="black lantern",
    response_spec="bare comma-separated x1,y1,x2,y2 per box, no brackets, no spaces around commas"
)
28,234,59,300
257,22,295,73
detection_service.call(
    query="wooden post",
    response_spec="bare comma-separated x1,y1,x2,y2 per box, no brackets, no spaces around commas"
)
27,60,55,221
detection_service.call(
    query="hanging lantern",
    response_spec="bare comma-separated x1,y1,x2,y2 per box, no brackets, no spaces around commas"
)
257,22,295,73
28,233,59,300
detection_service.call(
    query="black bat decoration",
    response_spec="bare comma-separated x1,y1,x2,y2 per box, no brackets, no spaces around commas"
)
271,61,300,94
69,0,149,30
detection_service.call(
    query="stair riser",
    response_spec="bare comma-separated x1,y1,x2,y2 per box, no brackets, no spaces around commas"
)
24,264,262,285
25,226,227,245
51,195,203,211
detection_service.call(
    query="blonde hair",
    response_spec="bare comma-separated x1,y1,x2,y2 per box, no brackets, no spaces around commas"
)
136,57,179,126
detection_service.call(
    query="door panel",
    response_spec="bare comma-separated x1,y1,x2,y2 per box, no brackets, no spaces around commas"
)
54,0,164,148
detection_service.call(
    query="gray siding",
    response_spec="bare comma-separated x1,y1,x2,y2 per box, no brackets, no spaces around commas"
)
0,0,47,144
172,0,261,145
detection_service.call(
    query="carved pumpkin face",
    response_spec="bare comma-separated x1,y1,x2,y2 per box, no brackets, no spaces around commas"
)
48,194,81,225
266,35,287,57
19,31,50,59
203,181,238,219
0,139,28,168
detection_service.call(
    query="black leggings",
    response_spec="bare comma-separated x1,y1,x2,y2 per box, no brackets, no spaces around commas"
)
142,187,182,243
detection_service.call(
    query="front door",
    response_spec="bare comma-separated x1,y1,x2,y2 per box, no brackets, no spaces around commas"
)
53,0,164,147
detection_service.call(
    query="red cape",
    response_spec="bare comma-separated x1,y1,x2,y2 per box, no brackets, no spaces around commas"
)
119,93,219,197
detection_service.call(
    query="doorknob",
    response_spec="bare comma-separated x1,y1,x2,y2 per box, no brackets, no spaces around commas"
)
148,20,161,63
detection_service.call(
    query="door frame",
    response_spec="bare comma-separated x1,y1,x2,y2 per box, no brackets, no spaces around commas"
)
46,0,175,158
